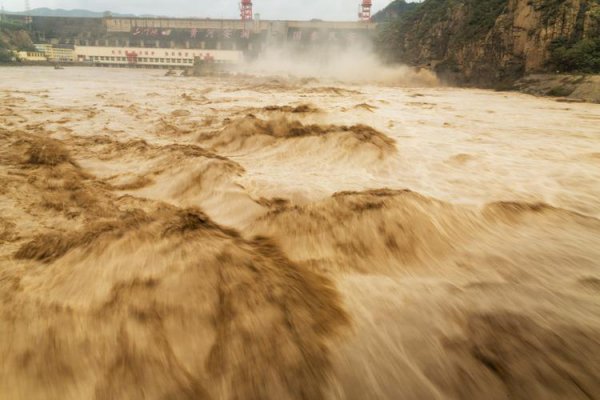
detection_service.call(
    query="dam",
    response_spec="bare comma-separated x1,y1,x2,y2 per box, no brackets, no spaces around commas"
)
22,15,377,60
8,14,379,67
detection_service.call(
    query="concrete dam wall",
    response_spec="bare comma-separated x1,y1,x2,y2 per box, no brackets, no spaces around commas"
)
27,16,377,55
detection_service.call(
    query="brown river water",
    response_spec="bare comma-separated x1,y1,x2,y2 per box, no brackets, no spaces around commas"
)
1,66,599,399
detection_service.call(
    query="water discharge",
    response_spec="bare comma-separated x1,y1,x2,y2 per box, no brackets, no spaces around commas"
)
0,66,599,399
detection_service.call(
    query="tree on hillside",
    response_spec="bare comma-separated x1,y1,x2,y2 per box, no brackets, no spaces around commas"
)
372,0,420,22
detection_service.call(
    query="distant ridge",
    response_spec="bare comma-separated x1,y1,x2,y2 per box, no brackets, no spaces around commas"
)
6,7,143,18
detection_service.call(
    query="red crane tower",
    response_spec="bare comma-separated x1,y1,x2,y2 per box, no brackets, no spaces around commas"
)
240,0,253,21
358,0,372,21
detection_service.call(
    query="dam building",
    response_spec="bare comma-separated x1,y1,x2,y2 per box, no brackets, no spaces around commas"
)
11,8,377,67
34,44,79,63
74,46,242,68
19,44,242,68
22,15,376,58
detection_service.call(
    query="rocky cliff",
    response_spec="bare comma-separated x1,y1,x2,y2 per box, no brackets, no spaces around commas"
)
377,0,600,87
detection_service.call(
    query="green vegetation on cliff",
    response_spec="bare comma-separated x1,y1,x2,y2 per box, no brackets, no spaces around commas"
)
377,0,508,64
377,0,600,85
372,0,419,22
549,37,600,73
547,2,600,73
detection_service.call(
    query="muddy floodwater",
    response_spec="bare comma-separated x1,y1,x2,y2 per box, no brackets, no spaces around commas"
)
1,66,600,399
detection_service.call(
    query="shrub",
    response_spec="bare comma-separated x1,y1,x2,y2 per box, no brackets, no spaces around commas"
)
547,85,574,97
549,37,600,73
0,48,13,62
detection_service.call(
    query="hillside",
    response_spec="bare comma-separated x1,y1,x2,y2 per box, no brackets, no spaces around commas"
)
373,0,420,22
0,20,34,62
377,0,600,87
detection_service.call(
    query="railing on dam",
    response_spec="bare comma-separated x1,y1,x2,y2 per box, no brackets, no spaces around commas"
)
104,17,377,33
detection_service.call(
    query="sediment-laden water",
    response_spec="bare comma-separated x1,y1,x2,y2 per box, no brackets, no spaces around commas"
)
1,66,599,399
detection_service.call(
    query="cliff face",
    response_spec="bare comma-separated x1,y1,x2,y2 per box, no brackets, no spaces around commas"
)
378,0,600,87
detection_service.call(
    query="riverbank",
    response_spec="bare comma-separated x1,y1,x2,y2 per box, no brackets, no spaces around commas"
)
514,74,600,104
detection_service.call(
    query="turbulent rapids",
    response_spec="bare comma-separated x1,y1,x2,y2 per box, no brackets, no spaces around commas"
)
1,67,600,400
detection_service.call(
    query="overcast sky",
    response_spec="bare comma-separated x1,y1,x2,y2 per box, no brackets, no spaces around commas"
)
1,0,414,20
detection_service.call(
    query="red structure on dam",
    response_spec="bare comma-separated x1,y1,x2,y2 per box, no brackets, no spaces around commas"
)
359,0,373,21
240,0,253,21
